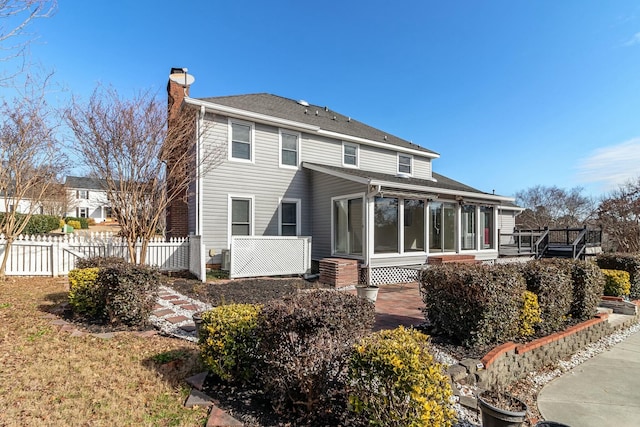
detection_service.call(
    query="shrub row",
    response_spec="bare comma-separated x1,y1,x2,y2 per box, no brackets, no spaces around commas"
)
597,253,640,299
64,216,89,229
68,257,160,326
198,291,456,426
419,259,605,347
0,213,61,234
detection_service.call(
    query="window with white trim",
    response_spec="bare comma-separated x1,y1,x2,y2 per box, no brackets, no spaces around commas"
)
333,196,363,255
279,199,300,236
77,190,89,199
231,198,252,236
398,154,412,174
230,120,253,161
280,130,299,168
343,142,359,167
77,207,89,218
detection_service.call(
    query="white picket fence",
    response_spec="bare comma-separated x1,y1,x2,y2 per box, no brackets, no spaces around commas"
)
0,232,205,281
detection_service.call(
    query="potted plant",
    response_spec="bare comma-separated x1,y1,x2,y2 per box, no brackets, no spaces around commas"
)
477,389,528,427
356,285,379,303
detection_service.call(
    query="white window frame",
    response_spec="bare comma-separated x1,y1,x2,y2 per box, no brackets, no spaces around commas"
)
77,207,89,218
397,153,413,175
279,129,301,169
77,189,89,200
228,118,255,163
227,194,255,247
278,198,301,236
342,142,359,168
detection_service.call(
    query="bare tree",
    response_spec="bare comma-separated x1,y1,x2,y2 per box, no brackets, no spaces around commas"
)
597,177,640,253
0,74,66,278
515,185,594,229
39,180,72,216
0,0,57,84
65,86,222,264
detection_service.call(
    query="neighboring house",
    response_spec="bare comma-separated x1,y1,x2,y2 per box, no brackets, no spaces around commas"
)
166,68,522,285
63,176,113,223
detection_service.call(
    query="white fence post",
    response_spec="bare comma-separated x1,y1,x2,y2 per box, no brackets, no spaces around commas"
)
51,238,59,277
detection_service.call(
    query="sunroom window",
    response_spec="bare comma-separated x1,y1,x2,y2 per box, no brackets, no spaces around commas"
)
461,205,476,250
404,199,425,252
429,201,456,252
374,197,398,254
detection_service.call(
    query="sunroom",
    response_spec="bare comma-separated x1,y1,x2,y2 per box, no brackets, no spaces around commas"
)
305,163,518,286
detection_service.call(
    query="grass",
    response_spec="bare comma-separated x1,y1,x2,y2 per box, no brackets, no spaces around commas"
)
0,277,209,427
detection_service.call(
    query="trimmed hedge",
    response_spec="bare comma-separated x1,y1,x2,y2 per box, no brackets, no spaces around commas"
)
199,303,262,382
548,259,605,321
0,213,61,234
68,267,103,319
601,269,631,297
419,263,526,347
75,256,127,269
98,264,160,326
65,216,89,229
597,253,640,299
67,262,160,326
255,290,375,422
519,260,572,336
349,327,456,427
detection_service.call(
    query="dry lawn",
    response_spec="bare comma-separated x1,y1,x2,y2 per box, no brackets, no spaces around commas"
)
0,277,209,427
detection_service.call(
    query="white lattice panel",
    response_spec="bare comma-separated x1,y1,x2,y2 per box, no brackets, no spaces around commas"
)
230,236,311,279
370,267,420,286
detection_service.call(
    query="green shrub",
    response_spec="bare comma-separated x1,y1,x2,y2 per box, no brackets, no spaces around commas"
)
419,263,526,347
520,260,572,336
75,256,127,269
597,253,640,299
199,303,262,382
65,216,89,229
349,327,456,427
601,269,631,297
255,290,375,422
67,220,81,230
550,259,605,321
0,213,61,235
518,291,541,338
68,268,103,319
96,264,160,326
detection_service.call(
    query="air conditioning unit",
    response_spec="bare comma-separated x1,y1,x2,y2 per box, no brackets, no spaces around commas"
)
221,249,230,271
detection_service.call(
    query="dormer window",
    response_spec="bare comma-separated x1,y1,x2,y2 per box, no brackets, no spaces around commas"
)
398,154,413,175
343,142,359,168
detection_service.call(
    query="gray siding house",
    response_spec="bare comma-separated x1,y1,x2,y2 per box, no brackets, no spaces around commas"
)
167,69,521,285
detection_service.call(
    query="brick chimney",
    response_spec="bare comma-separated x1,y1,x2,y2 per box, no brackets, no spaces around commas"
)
165,67,191,239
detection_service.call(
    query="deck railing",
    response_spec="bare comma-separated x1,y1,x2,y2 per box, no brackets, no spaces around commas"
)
499,227,601,259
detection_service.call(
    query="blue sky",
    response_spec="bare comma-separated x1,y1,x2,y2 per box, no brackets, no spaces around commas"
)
12,0,640,199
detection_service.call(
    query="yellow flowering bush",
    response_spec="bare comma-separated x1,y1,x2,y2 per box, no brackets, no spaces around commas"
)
68,267,102,318
348,327,456,427
518,290,541,338
199,303,261,382
66,220,81,230
601,269,631,297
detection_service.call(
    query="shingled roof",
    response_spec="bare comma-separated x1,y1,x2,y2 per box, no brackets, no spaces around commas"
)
198,93,438,156
64,176,108,190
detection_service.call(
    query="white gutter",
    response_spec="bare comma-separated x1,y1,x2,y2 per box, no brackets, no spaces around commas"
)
183,97,438,159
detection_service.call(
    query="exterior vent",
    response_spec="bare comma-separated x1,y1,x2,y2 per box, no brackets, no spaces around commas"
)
297,100,309,106
221,249,230,271
396,173,410,179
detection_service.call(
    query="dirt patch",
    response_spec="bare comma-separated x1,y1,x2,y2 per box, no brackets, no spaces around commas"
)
164,276,332,307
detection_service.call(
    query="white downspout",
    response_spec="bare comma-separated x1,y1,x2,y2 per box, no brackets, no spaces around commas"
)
196,105,205,236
